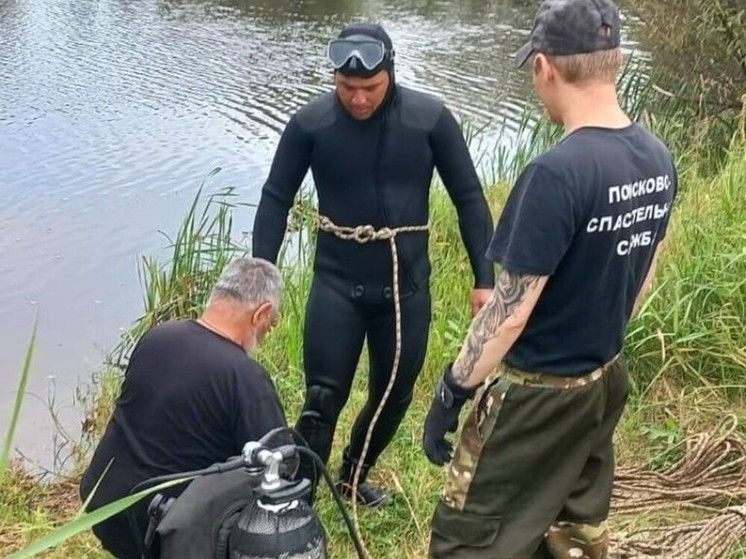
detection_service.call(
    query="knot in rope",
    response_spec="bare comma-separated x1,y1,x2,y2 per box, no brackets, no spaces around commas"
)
351,224,394,243
316,215,427,244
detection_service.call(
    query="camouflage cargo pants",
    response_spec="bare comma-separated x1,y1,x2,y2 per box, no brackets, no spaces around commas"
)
428,356,629,559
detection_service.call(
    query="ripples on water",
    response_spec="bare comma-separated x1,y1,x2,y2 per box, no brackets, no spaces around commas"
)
0,0,645,463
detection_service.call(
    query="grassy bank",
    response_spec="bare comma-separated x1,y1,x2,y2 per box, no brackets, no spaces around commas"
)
3,112,746,557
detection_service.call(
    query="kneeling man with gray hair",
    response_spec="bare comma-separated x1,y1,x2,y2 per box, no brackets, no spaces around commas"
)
80,257,288,559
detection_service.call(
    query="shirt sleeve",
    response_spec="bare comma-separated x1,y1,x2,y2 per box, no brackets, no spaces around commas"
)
486,162,578,276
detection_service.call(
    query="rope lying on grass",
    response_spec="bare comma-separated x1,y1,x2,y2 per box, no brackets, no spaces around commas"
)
609,415,746,558
613,416,746,514
610,506,746,559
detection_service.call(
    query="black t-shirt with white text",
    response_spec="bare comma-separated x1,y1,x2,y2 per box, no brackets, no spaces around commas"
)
487,124,677,375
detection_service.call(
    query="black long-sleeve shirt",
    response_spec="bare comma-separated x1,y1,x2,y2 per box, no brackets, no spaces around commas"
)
253,85,494,299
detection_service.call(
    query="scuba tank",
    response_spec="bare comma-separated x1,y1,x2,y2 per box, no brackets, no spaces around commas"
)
129,427,364,559
228,499,325,559
227,441,326,559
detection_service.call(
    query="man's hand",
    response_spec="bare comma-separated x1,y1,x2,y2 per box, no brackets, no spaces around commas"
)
422,364,476,466
470,288,493,317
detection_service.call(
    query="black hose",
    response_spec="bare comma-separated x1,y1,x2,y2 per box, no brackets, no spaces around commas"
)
282,428,368,558
294,445,367,559
129,459,241,496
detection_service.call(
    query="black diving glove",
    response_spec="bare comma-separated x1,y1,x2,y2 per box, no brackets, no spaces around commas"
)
422,364,477,466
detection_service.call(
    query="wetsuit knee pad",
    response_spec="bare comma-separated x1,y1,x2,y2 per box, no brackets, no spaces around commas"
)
301,384,344,422
295,385,345,473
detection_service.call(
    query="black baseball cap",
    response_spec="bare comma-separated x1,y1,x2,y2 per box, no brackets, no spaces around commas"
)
515,0,621,68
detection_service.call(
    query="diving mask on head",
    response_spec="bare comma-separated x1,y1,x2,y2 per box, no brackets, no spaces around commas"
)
327,37,388,71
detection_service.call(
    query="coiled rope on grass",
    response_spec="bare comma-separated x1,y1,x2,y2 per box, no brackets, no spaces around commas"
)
609,415,746,558
611,506,746,559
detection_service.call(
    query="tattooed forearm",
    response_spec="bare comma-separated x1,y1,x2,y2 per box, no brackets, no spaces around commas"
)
452,271,541,384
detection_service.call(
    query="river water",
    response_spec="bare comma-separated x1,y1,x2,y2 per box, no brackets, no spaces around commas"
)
0,0,647,467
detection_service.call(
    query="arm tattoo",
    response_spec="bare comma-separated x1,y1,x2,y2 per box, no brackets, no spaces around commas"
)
452,271,541,383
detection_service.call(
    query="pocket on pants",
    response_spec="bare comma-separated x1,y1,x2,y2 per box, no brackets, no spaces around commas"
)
431,502,502,548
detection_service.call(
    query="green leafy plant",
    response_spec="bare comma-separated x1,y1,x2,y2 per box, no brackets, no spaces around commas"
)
6,477,192,559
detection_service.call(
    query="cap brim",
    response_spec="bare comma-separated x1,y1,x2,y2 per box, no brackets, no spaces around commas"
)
514,41,534,69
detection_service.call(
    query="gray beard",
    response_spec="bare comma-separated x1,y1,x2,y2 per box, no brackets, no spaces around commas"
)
243,332,258,354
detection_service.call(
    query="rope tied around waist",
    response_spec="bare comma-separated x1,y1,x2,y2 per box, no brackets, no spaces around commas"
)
315,214,428,559
317,215,429,243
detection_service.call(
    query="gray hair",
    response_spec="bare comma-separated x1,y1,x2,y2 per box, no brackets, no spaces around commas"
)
208,257,283,310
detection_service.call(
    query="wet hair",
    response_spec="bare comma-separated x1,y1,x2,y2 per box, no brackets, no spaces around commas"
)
208,257,283,310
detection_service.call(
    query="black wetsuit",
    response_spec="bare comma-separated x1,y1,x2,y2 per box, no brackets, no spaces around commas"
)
252,83,494,485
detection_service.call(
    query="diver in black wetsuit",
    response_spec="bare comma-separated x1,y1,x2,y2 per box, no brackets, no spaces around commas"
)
252,22,495,507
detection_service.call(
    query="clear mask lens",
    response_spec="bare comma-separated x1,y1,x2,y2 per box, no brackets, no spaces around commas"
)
327,39,386,70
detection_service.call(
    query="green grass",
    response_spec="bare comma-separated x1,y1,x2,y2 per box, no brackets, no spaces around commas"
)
625,134,746,392
3,96,746,559
1,320,37,487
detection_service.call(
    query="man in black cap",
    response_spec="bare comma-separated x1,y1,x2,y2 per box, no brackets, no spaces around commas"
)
252,23,495,507
422,0,678,556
